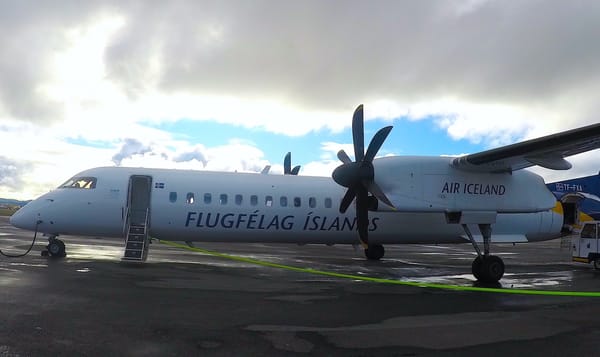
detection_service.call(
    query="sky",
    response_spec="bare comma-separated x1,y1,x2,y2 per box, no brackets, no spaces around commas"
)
1,0,600,200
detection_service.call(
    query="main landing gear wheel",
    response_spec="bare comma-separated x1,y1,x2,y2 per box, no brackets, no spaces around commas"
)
472,256,483,281
472,255,504,283
364,244,385,260
46,239,66,258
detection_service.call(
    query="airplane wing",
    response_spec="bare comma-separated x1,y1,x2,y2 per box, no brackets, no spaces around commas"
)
452,123,600,173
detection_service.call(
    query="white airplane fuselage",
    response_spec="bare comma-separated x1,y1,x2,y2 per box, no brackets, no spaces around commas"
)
10,156,564,245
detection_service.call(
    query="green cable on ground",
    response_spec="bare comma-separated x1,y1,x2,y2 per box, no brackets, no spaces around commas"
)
159,240,600,297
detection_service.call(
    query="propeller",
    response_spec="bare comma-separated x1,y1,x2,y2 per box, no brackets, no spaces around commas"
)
284,152,301,175
332,104,395,247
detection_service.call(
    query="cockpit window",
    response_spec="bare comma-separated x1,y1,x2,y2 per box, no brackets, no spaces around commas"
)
59,177,97,189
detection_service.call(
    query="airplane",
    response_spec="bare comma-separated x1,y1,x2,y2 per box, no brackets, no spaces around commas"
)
8,105,600,283
547,173,600,226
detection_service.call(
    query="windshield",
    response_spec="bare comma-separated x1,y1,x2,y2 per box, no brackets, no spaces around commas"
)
59,176,97,189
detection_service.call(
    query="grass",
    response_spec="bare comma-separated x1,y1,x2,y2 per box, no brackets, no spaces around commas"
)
0,208,18,216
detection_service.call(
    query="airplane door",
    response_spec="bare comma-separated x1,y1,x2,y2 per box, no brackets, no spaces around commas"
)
127,175,152,227
560,193,584,232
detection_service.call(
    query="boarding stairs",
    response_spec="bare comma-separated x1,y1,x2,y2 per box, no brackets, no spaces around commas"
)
122,208,151,262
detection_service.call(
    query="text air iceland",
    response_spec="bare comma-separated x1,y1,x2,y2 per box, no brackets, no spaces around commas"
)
442,182,506,195
185,211,379,232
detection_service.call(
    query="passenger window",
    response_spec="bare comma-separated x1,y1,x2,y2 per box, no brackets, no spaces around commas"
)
324,197,332,208
250,195,258,206
294,197,301,207
235,194,243,205
265,196,273,207
169,192,177,203
186,193,195,204
220,194,228,205
280,196,288,207
309,197,316,208
204,193,212,204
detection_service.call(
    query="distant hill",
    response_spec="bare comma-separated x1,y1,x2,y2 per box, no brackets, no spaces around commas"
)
0,198,30,207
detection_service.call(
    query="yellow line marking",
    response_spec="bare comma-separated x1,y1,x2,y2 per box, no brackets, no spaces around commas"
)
159,240,600,297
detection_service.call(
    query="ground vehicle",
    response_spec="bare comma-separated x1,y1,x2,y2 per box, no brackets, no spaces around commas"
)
572,221,600,269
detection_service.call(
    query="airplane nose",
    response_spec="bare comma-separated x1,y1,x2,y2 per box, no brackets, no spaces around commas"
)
9,206,38,231
9,208,26,228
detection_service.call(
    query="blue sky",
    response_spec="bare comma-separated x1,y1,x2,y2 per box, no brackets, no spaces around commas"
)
142,115,484,166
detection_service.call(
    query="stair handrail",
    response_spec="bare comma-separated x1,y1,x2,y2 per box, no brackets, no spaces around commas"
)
144,207,150,230
122,205,131,237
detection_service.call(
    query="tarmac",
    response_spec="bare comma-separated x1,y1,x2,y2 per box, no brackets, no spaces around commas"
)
3,215,600,356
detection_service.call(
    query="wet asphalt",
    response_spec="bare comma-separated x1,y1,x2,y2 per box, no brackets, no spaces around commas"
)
2,216,600,356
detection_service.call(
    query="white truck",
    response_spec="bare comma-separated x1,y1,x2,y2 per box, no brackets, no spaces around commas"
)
572,221,600,269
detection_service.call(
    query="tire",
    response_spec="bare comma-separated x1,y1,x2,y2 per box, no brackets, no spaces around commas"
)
365,244,385,260
47,240,66,257
480,255,505,283
472,256,484,281
594,260,600,270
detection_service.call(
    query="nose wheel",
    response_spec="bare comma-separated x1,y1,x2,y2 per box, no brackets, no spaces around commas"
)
42,236,66,258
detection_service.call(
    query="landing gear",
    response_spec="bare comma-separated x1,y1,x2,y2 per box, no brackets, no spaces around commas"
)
471,255,505,283
462,224,505,283
364,244,385,260
472,256,483,281
42,236,66,258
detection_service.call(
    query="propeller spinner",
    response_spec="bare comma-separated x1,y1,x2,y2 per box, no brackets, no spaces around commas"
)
332,104,395,247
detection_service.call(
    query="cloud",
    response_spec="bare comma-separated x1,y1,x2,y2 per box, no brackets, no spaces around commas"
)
3,2,599,134
0,2,104,123
173,148,208,167
112,138,154,165
320,141,356,161
104,1,600,115
0,156,29,191
112,138,269,173
2,1,600,199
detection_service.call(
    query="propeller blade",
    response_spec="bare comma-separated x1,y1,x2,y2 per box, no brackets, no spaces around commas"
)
260,165,271,174
364,126,393,162
352,105,365,162
339,188,356,213
331,105,394,249
356,186,369,246
284,152,291,174
337,149,352,164
364,180,395,209
291,165,301,175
